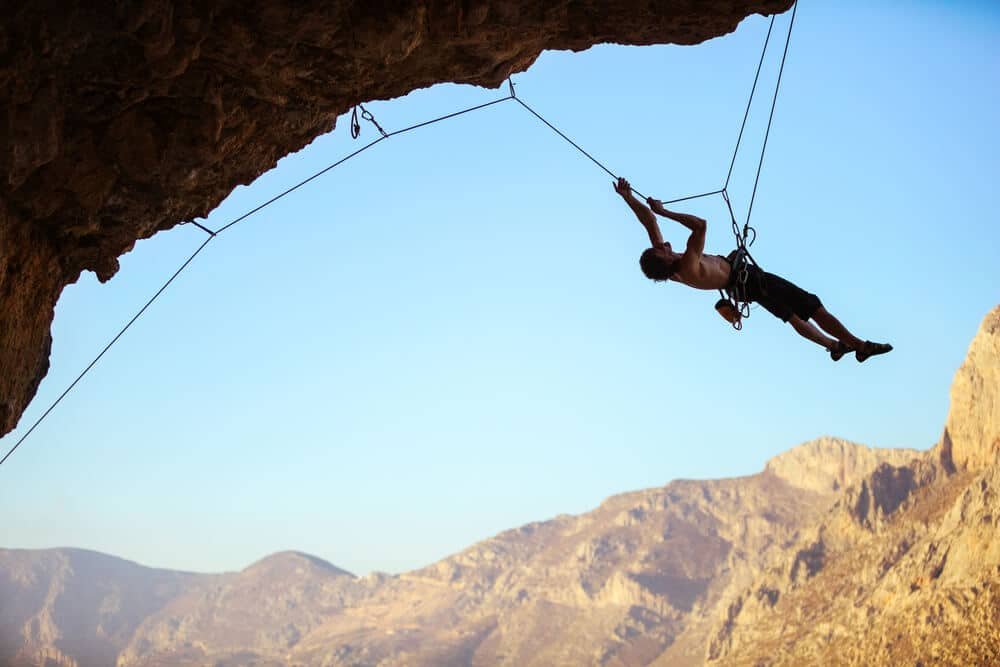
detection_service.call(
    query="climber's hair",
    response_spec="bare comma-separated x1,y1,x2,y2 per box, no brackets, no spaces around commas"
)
639,248,676,282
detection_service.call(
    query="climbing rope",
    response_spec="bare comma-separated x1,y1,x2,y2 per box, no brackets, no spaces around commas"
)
0,236,215,467
0,4,799,466
746,0,798,229
724,15,776,192
0,91,517,468
720,1,797,328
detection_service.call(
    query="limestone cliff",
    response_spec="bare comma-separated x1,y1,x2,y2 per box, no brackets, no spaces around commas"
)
702,458,999,666
0,0,791,436
764,436,919,495
703,309,1000,666
940,305,1000,471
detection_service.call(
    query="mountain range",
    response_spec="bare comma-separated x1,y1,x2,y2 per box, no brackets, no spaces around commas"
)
2,305,998,666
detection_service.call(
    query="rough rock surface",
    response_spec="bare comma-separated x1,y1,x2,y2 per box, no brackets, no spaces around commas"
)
940,305,1000,471
0,0,792,436
705,306,1000,667
764,435,918,495
703,460,1000,666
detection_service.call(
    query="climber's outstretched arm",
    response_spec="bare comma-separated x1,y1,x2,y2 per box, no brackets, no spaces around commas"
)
614,177,666,249
647,199,707,232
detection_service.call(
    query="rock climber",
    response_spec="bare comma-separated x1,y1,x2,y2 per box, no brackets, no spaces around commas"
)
614,176,892,362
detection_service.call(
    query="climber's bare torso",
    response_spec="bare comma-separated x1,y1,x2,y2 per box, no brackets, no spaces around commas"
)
664,249,731,291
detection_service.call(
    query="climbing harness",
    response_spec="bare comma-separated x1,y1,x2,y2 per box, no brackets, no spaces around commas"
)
717,191,760,330
1,4,798,467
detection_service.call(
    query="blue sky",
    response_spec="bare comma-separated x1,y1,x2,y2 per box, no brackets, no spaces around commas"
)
2,1,998,575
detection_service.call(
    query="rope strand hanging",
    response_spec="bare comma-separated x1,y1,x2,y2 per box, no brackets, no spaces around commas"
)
745,0,798,229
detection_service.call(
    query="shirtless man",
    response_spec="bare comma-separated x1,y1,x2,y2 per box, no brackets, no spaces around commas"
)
614,177,892,362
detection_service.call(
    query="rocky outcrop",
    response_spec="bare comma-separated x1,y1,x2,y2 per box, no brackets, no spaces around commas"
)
1,0,792,436
765,436,919,495
702,307,1000,667
703,457,999,667
940,305,1000,471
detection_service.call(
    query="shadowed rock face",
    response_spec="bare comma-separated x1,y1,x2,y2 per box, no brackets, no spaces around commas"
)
0,0,793,436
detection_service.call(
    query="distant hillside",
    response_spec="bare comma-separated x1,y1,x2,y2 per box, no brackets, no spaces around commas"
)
0,548,207,667
2,306,998,667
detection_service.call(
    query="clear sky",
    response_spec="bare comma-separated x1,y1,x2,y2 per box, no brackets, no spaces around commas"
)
2,1,998,575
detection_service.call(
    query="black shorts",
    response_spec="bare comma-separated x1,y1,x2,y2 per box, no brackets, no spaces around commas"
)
743,266,822,322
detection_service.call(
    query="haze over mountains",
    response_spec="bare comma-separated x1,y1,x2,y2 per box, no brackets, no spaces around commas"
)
3,306,998,666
